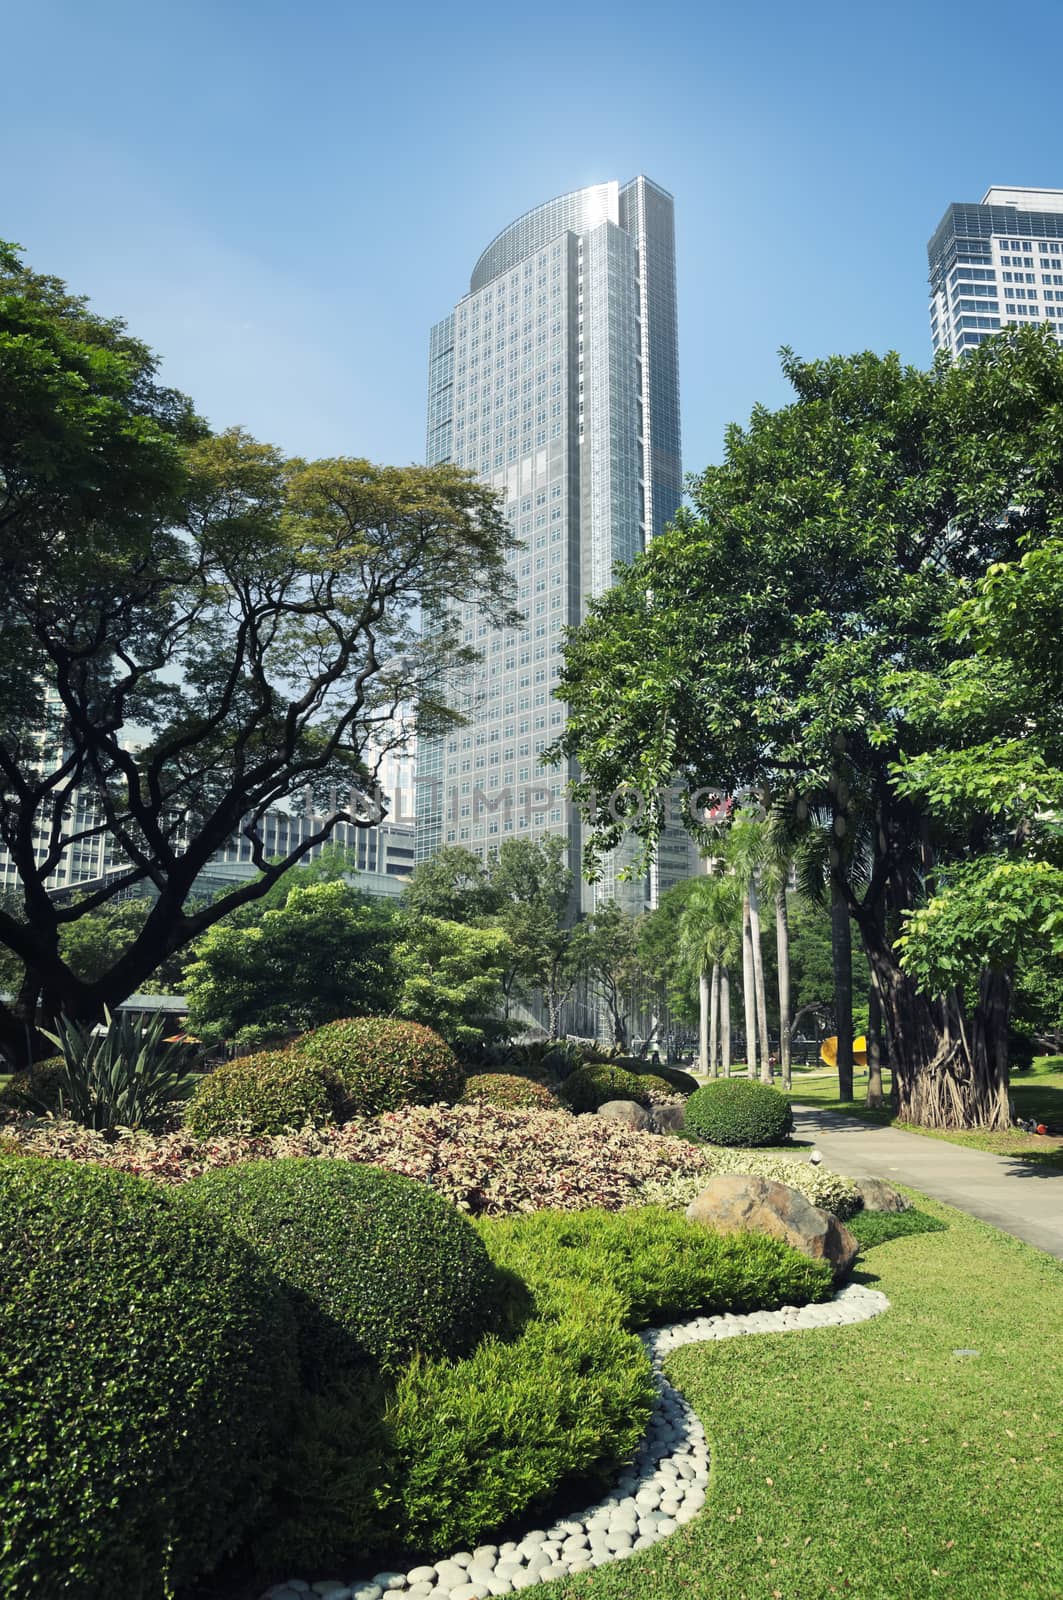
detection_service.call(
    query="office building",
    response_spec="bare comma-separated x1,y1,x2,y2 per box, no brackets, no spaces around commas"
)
928,185,1063,357
417,176,695,915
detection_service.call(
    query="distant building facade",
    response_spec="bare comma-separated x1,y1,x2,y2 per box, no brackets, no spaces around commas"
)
928,185,1063,357
417,176,697,915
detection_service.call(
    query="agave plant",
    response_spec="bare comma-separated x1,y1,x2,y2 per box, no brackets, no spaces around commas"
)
41,1008,199,1132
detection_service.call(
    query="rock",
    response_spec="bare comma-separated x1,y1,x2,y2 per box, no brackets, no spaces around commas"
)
597,1098,653,1131
686,1173,858,1282
851,1176,911,1213
651,1103,686,1135
313,1586,353,1599
372,1578,408,1594
450,1586,491,1600
407,1570,437,1588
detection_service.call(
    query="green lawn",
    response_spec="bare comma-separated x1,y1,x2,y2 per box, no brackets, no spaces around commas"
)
541,1196,1063,1600
784,1057,1063,1170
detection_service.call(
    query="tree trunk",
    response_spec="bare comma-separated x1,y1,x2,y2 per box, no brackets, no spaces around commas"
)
831,869,854,1101
775,884,792,1091
748,876,772,1081
720,965,732,1077
863,939,1012,1131
709,960,720,1079
698,968,710,1076
866,976,885,1107
741,892,757,1080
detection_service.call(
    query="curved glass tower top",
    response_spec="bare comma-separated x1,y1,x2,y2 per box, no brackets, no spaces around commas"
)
471,182,621,292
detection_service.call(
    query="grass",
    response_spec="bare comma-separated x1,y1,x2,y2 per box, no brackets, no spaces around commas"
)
784,1057,1063,1171
540,1194,1063,1600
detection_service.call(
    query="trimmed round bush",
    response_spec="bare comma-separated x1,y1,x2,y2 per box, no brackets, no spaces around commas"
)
460,1072,561,1110
183,1158,500,1379
185,1048,341,1137
683,1078,794,1147
0,1056,66,1114
560,1063,652,1113
0,1157,296,1600
294,1017,464,1115
616,1058,700,1096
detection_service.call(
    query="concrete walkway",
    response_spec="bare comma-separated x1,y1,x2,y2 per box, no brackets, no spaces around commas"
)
792,1106,1063,1259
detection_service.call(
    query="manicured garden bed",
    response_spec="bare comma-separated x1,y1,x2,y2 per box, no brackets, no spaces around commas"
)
533,1196,1063,1600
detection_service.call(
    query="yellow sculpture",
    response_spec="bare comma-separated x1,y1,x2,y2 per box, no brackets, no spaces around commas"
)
819,1035,868,1068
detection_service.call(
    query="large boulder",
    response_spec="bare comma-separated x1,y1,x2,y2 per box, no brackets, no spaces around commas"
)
651,1103,686,1136
685,1173,858,1282
851,1176,911,1214
596,1099,653,1132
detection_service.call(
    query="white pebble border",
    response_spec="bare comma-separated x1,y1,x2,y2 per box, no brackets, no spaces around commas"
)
262,1282,889,1600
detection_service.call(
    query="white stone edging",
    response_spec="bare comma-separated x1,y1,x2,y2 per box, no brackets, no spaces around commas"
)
263,1282,889,1600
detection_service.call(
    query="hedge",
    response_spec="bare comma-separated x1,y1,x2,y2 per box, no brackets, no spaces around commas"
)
294,1017,463,1115
185,1049,340,1138
683,1078,794,1147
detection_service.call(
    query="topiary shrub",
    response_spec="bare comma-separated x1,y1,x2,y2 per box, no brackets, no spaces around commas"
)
185,1048,341,1138
460,1072,561,1110
617,1058,699,1096
183,1158,500,1381
294,1017,463,1115
560,1063,652,1112
683,1078,794,1147
0,1157,296,1600
0,1056,66,1114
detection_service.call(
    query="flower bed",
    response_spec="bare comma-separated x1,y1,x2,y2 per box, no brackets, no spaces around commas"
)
2,1105,861,1218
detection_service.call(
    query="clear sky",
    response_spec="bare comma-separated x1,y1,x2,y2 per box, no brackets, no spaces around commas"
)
4,0,1061,473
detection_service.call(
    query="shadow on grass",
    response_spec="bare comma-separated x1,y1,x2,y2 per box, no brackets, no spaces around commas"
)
848,1207,947,1251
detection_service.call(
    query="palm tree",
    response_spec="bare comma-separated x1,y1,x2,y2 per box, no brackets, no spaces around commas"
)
678,876,741,1076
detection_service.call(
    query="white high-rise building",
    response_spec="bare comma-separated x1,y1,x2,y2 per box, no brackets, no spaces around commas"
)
416,176,696,915
928,186,1063,358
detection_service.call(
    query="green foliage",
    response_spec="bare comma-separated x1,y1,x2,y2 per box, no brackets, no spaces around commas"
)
684,1078,794,1147
898,858,1063,996
488,836,577,1026
41,1009,197,1131
560,1062,652,1111
0,1055,66,1113
846,1207,947,1250
183,1159,501,1382
0,1157,296,1600
394,915,512,1048
184,880,400,1047
379,1288,651,1553
185,1049,341,1138
571,900,642,1048
402,844,501,921
294,1016,463,1114
619,1057,699,1095
481,1206,833,1330
460,1072,562,1109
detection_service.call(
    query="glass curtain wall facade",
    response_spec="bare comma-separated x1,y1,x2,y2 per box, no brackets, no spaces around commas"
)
416,176,692,917
928,185,1063,357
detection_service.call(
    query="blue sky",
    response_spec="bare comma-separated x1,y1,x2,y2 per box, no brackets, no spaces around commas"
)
4,0,1062,471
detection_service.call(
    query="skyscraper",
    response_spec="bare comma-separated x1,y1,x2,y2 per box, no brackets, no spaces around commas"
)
416,176,693,915
928,186,1063,358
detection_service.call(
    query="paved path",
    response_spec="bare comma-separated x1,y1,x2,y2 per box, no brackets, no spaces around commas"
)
793,1106,1063,1259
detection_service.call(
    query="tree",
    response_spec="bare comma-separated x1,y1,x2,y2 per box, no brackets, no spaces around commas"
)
402,845,500,923
571,901,641,1049
677,875,741,1076
488,835,575,1033
184,880,401,1049
893,533,1063,1081
0,243,517,1065
395,916,512,1049
550,331,1063,1129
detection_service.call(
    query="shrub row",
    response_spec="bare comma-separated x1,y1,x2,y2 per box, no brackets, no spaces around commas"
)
184,1018,463,1137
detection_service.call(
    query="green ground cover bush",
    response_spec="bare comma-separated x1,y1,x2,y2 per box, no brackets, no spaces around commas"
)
684,1078,794,1147
642,1149,861,1219
295,1017,464,1114
460,1072,562,1110
186,1049,340,1137
561,1063,653,1111
480,1206,833,1329
616,1059,699,1096
0,1056,65,1113
0,1157,295,1600
846,1205,946,1250
183,1159,500,1380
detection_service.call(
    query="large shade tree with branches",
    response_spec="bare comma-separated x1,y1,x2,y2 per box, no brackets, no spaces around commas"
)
0,242,518,1064
550,330,1063,1130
